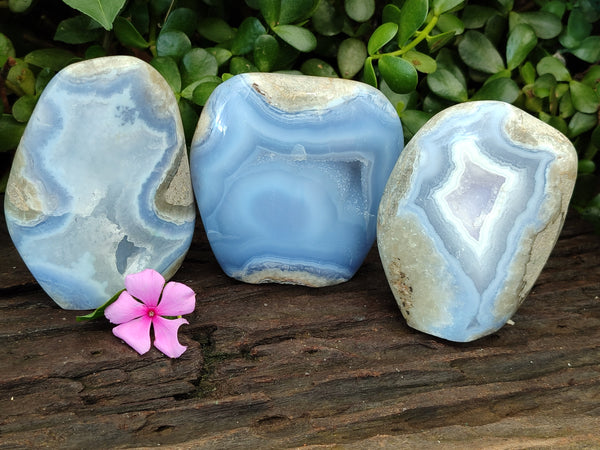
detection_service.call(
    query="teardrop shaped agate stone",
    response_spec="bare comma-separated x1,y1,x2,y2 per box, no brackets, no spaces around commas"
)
377,101,577,342
4,56,195,310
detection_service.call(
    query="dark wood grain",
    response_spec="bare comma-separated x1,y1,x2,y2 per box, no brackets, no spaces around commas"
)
1,197,599,449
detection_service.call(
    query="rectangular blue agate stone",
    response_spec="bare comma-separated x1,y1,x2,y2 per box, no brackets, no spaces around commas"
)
191,73,404,287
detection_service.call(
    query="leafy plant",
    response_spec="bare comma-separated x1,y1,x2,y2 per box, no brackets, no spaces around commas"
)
1,0,600,227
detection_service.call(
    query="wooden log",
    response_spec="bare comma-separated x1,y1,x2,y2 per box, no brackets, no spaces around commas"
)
1,198,599,448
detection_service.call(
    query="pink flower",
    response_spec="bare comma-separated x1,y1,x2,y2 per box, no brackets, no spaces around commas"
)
104,269,195,358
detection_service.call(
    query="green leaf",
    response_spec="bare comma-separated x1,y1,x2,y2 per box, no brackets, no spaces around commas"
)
539,112,568,135
128,1,149,35
232,17,267,55
432,0,464,15
398,0,429,47
113,16,149,49
536,56,570,82
162,8,198,38
437,13,464,35
559,91,575,118
571,36,600,63
76,289,124,321
35,68,54,95
426,30,457,53
61,0,126,30
337,38,367,79
7,63,36,96
149,0,170,16
379,55,418,94
363,57,377,88
541,0,566,19
280,0,319,25
471,77,519,103
207,47,233,67
461,5,496,29
0,33,15,68
150,56,181,93
519,61,536,85
312,0,344,36
254,34,279,72
24,48,77,72
12,95,37,122
156,31,192,61
382,4,402,24
192,81,222,106
181,48,218,87
506,24,537,71
401,109,433,140
565,8,592,43
495,0,514,13
301,58,338,77
344,0,375,22
458,30,504,74
9,0,33,13
509,11,562,39
0,115,26,151
582,66,600,88
198,18,236,44
180,76,221,100
533,73,557,98
423,92,454,114
367,22,398,56
427,68,468,102
402,50,436,73
570,80,600,113
230,56,258,74
84,44,106,59
54,15,102,44
578,159,596,174
569,112,597,138
178,98,199,145
273,25,317,52
259,0,280,27
436,48,467,86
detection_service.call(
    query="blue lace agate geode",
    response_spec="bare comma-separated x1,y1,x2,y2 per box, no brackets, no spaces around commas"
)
191,73,403,286
4,56,196,310
377,101,578,342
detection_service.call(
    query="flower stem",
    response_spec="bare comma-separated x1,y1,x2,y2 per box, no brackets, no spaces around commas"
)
372,15,440,60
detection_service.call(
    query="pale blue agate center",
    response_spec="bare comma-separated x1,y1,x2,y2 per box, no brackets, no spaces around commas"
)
400,103,555,337
192,75,402,284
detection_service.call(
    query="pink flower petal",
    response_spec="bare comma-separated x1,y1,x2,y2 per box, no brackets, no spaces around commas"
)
104,291,147,324
111,316,152,355
124,269,165,307
152,316,188,358
156,281,196,317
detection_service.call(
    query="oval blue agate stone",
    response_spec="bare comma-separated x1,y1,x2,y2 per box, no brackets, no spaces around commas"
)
4,56,196,310
191,73,403,286
377,101,578,342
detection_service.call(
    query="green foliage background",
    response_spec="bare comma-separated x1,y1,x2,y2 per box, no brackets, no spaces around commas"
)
1,0,600,226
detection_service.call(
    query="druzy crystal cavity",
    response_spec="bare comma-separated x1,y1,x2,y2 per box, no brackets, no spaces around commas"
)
4,56,195,310
191,73,403,287
377,101,577,342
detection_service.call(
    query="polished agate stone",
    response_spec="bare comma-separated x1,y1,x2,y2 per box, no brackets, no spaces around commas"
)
4,56,195,310
191,73,403,286
377,101,577,342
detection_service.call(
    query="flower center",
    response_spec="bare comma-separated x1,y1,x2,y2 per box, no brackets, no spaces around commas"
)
148,309,156,318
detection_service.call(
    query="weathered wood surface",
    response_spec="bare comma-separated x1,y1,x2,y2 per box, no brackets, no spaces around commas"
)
1,198,600,449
